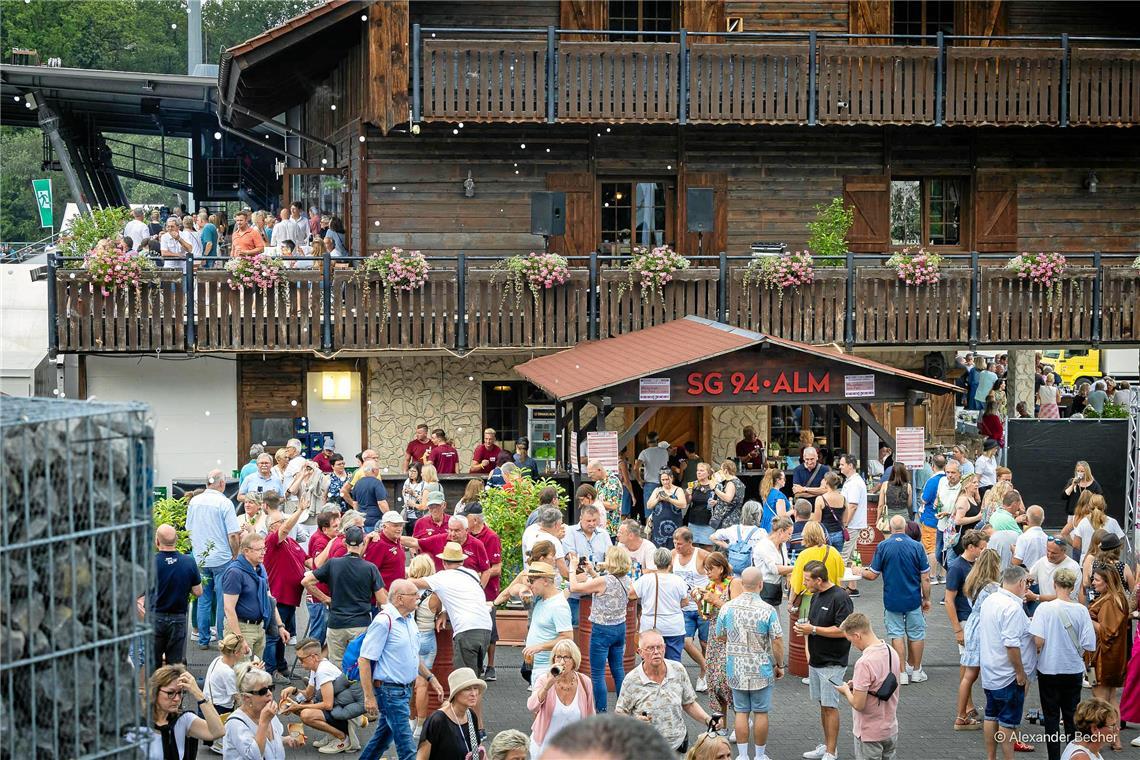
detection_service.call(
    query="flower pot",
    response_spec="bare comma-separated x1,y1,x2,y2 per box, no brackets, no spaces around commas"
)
495,607,529,646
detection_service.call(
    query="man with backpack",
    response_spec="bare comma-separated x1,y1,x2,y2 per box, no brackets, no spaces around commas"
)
711,501,768,577
354,579,444,760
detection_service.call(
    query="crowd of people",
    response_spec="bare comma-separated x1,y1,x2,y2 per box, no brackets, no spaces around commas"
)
141,413,1139,760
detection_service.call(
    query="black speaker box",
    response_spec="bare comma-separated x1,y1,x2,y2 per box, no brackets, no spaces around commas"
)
530,191,566,236
686,187,714,232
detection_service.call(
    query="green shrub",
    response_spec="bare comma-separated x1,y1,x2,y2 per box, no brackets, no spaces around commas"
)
481,476,567,584
61,206,132,261
806,197,854,267
153,495,191,553
1084,402,1129,419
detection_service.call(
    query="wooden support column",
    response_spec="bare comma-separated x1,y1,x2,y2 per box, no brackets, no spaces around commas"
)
858,414,870,477
366,1,409,135
618,406,661,450
851,403,895,449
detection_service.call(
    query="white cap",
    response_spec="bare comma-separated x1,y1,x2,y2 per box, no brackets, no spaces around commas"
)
381,511,407,525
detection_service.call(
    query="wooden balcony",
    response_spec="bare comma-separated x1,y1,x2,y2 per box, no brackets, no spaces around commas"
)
413,28,1140,127
49,255,1140,355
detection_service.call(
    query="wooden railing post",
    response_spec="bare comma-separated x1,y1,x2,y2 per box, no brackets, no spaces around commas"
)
546,26,557,123
718,251,728,323
1060,33,1070,127
844,251,855,348
808,30,817,126
46,252,58,359
412,23,422,124
935,31,944,127
588,252,599,340
322,252,333,351
1091,250,1102,346
184,253,195,350
969,250,980,349
457,252,468,352
679,29,689,125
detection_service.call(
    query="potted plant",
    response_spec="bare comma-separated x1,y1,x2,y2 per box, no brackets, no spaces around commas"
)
742,250,815,303
492,252,571,308
60,206,132,259
806,197,854,267
225,251,289,310
75,239,156,301
886,247,944,286
1005,251,1067,304
358,246,430,319
617,244,690,303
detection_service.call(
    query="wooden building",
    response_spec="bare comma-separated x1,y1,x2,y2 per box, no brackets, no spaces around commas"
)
61,0,1140,483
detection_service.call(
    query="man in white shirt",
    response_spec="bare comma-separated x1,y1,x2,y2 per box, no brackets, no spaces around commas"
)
159,216,191,269
521,506,568,579
407,542,493,677
289,201,310,244
180,215,203,258
270,208,297,248
977,565,1037,760
617,518,658,577
1026,538,1081,603
636,433,670,505
123,207,150,252
1011,506,1047,571
186,470,242,647
283,438,308,483
838,454,868,595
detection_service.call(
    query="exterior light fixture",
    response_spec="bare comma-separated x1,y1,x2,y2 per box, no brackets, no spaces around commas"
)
1085,170,1099,193
321,372,353,400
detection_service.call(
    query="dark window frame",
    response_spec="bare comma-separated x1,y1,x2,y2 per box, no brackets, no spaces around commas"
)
598,177,677,253
889,175,968,250
892,0,955,43
607,0,678,42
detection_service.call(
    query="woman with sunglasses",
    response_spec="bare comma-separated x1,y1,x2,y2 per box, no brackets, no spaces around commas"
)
224,662,304,758
685,732,732,760
146,665,223,759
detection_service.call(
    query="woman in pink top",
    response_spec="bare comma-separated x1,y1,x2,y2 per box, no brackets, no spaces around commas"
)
526,639,596,757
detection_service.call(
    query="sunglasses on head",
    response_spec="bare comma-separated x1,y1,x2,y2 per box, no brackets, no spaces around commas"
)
1049,537,1068,547
245,686,272,696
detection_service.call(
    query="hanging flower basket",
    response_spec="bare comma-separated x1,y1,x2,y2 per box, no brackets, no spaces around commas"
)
618,245,690,303
742,250,815,303
80,239,156,297
492,252,570,308
226,252,286,293
1131,255,1140,271
1005,251,1066,304
358,247,430,319
886,247,944,286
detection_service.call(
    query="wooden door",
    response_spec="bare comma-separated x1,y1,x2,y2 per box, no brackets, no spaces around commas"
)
546,172,597,256
973,173,1017,252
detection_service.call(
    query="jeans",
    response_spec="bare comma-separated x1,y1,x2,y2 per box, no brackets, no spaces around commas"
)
306,600,328,645
360,682,415,760
827,531,845,551
266,604,297,673
197,563,230,646
153,612,187,668
568,597,581,627
1038,672,1083,760
589,622,626,712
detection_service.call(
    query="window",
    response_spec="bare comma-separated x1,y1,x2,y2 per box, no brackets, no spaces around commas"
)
600,180,673,249
890,178,965,247
250,416,297,450
892,0,954,43
769,405,844,454
482,382,529,444
608,0,676,42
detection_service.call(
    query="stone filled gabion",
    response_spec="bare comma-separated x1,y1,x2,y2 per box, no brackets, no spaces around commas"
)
1,398,153,759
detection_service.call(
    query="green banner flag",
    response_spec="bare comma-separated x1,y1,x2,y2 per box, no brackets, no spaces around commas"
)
32,178,53,228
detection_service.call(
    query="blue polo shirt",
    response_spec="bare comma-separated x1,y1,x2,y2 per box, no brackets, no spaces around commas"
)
239,471,284,498
351,477,389,530
239,458,258,483
920,472,945,527
359,603,420,685
869,534,930,613
221,556,269,622
154,550,201,614
792,463,830,490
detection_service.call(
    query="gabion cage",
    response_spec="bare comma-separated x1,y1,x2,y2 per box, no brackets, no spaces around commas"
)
1,398,153,759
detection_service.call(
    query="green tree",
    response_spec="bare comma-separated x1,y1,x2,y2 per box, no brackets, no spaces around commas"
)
0,127,69,242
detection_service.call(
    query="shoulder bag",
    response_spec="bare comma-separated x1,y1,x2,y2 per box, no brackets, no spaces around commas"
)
1058,605,1097,687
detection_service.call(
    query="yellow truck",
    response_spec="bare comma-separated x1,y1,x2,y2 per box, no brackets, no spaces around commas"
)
1041,348,1139,388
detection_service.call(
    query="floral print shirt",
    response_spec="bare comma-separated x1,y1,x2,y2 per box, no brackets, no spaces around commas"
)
595,471,624,536
615,661,696,750
713,592,783,691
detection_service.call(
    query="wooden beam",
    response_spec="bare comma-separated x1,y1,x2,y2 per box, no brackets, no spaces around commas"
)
618,406,660,450
851,403,894,449
367,1,409,135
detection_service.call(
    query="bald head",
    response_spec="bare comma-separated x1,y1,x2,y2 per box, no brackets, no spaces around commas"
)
207,469,226,491
1026,505,1044,526
741,566,763,591
155,524,178,549
389,578,419,613
890,515,907,533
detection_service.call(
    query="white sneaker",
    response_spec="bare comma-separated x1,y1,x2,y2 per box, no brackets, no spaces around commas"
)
899,672,910,685
801,677,811,685
311,735,331,749
823,754,838,760
910,668,929,683
803,744,828,759
318,737,350,754
696,675,709,692
346,721,360,751
1131,735,1140,748
209,740,224,755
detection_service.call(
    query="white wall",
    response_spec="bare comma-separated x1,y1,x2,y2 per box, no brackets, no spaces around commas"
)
85,355,238,488
305,371,362,462
0,262,48,396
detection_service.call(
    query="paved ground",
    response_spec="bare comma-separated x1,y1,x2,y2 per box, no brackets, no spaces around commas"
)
184,580,1137,759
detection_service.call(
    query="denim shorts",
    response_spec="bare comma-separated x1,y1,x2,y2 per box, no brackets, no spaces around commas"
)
883,608,926,641
417,629,437,669
684,608,709,642
984,681,1026,729
732,685,773,713
688,523,714,546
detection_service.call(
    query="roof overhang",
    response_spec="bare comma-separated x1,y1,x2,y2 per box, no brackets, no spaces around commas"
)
515,316,960,404
218,0,373,128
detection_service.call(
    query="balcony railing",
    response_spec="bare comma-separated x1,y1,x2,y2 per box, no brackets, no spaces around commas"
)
412,26,1140,127
47,252,1140,355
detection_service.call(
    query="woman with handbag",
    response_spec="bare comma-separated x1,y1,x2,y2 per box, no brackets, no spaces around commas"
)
526,640,596,757
811,472,848,552
1088,567,1130,751
696,552,743,722
708,461,745,531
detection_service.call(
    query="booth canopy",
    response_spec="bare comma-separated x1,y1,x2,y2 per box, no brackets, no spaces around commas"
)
514,317,959,405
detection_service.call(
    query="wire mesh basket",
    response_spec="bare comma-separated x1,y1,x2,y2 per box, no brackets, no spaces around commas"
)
1,398,153,759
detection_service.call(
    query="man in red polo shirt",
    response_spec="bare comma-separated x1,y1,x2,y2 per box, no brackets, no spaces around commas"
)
427,428,459,475
364,511,407,588
403,515,489,576
263,506,309,678
404,424,431,471
413,492,449,539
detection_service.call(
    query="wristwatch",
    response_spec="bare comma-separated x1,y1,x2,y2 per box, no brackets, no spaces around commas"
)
812,625,817,635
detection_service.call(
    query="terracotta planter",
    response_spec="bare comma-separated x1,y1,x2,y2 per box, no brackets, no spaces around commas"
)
495,608,529,646
788,609,809,678
857,499,884,566
427,629,454,712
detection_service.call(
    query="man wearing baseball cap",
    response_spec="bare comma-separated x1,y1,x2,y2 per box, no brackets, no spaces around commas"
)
365,511,409,588
313,437,336,473
413,491,449,539
303,525,386,667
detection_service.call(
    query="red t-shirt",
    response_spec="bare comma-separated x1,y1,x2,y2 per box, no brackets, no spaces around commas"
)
363,532,406,588
735,438,763,459
469,525,503,600
307,531,333,598
429,444,459,474
414,514,448,540
418,533,489,574
312,452,333,473
471,444,501,474
265,530,308,607
406,438,431,466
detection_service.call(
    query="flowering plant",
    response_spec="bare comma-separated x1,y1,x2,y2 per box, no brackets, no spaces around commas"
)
225,252,286,293
1006,251,1066,304
493,252,571,308
359,247,430,318
618,245,690,303
81,239,156,297
742,250,815,302
1131,255,1140,271
886,247,944,286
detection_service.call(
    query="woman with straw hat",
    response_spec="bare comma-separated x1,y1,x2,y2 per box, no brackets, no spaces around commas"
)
418,668,487,759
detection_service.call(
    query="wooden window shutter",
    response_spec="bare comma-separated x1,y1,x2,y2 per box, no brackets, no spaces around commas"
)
681,0,726,43
848,0,891,45
560,0,607,42
843,175,890,252
956,0,1007,47
546,172,597,256
366,1,409,135
974,173,1017,253
679,170,728,257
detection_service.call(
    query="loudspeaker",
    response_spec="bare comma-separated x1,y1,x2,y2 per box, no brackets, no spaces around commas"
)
923,352,947,380
686,188,714,233
530,191,566,236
